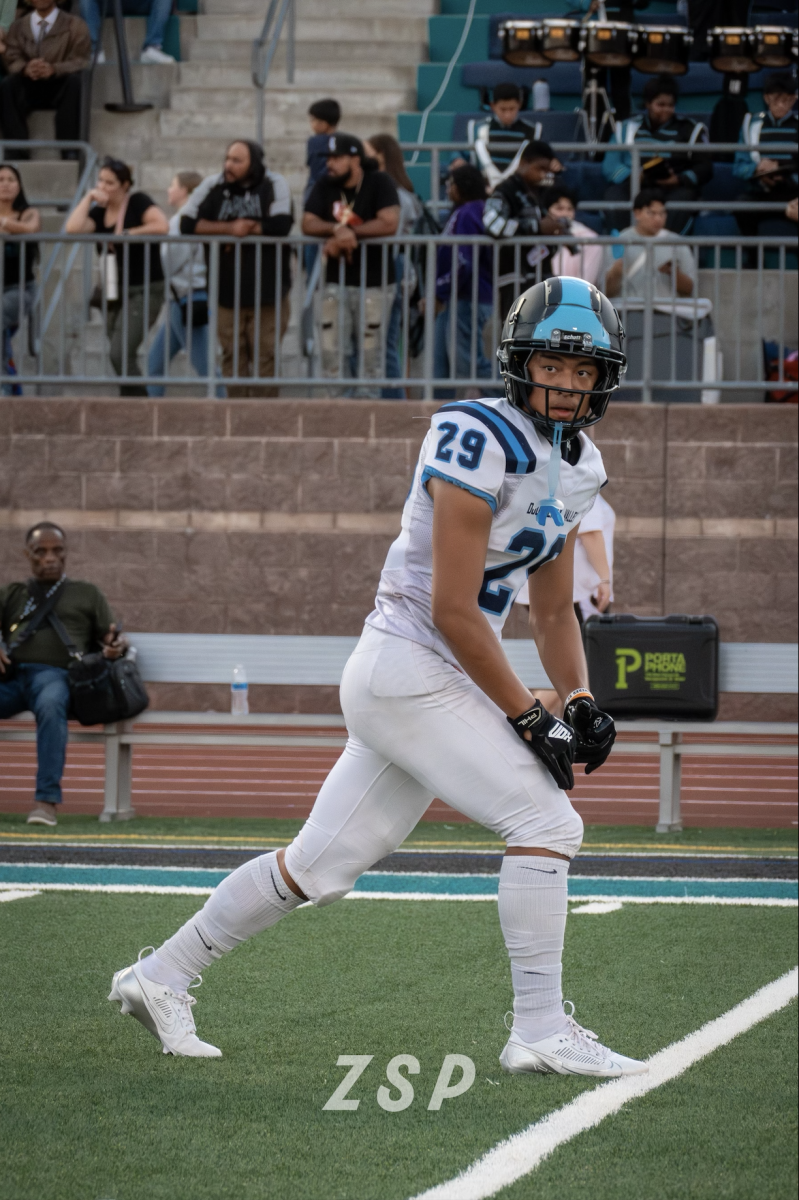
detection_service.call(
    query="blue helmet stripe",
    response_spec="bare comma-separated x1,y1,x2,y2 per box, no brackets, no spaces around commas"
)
437,402,537,475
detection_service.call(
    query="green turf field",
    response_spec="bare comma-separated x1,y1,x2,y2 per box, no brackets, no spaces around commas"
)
1,812,797,857
1,891,796,1200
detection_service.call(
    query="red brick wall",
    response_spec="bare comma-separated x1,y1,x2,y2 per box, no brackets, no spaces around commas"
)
1,399,796,717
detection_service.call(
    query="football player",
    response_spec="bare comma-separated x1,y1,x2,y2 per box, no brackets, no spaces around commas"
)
109,277,647,1079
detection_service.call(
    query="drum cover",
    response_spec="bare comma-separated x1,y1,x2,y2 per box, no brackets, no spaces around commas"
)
753,26,796,68
707,27,759,74
501,20,550,68
541,18,582,62
633,26,691,76
585,21,637,68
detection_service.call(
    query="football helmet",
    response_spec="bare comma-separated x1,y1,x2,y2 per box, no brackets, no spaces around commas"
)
497,277,626,440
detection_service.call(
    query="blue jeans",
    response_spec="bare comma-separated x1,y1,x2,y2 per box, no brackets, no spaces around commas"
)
433,300,494,400
381,253,405,400
0,664,70,803
80,0,172,51
146,297,223,397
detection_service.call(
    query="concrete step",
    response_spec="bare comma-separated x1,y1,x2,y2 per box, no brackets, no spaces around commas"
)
202,0,434,15
12,161,79,206
160,86,411,136
194,15,429,42
98,13,197,59
91,62,178,110
172,69,414,111
177,55,422,89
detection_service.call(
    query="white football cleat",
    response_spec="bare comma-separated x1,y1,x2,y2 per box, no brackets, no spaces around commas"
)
108,950,222,1058
500,1002,648,1078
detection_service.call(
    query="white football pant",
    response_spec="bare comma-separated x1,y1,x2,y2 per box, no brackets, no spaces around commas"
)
284,625,584,903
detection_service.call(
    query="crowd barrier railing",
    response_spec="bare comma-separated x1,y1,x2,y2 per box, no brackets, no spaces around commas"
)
1,230,796,401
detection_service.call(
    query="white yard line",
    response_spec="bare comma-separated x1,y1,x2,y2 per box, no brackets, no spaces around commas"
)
0,888,41,902
410,968,799,1200
0,883,796,906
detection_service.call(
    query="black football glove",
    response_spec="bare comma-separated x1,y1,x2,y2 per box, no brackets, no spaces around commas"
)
564,695,616,776
508,702,576,791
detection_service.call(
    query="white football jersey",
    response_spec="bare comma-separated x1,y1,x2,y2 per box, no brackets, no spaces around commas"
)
366,397,607,666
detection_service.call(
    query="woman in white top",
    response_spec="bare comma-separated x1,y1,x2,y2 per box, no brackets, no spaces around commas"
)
146,171,221,397
365,134,423,399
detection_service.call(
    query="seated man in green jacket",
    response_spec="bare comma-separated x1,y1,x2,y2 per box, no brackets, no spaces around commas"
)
0,522,127,826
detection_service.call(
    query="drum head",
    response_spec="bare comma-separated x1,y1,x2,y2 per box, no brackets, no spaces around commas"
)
541,18,581,62
586,23,635,68
753,27,794,68
502,21,550,67
632,27,690,76
708,27,759,74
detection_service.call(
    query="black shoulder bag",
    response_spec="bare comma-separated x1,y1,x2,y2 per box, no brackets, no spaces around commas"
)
47,612,150,726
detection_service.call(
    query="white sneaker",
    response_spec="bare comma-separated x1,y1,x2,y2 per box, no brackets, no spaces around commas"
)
500,1002,648,1078
139,45,176,64
95,49,106,64
108,949,222,1058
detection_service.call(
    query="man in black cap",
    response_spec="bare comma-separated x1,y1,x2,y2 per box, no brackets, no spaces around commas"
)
302,133,400,394
180,140,293,397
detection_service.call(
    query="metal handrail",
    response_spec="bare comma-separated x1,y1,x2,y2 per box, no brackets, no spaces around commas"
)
252,0,296,146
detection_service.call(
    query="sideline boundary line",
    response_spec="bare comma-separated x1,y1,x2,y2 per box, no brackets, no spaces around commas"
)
0,882,795,906
410,968,799,1200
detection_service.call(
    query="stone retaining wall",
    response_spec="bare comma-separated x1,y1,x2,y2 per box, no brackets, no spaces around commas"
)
1,399,796,718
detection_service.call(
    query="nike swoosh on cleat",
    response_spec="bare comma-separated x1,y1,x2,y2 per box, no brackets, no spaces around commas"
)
270,868,288,902
195,926,213,952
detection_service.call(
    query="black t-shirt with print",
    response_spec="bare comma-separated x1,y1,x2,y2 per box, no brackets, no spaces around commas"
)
304,168,400,287
88,191,164,288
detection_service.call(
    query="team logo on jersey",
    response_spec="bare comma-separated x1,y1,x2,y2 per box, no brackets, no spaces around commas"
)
528,503,579,522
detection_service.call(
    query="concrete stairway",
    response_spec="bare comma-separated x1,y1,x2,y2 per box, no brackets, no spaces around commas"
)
85,0,433,207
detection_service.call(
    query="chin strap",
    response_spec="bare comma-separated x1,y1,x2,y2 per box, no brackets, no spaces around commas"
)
536,422,565,527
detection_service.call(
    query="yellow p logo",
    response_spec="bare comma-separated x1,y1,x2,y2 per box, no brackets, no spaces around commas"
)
615,648,642,689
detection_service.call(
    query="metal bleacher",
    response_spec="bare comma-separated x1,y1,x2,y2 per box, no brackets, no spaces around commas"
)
398,0,796,201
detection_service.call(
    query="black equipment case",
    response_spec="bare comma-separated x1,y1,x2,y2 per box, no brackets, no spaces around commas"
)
583,614,719,720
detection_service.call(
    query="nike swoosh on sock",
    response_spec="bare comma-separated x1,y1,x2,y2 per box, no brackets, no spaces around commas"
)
195,926,213,952
270,867,288,902
519,866,558,875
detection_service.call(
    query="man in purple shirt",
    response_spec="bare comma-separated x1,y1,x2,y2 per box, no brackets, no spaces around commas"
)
434,165,495,399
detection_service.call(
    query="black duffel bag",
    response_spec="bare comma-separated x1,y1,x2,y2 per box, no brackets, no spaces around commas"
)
48,613,150,726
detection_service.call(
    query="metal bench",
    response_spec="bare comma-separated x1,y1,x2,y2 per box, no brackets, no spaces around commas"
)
2,635,796,831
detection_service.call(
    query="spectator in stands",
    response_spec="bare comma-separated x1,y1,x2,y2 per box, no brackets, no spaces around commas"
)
483,140,562,318
303,133,399,396
146,170,222,397
0,521,127,827
602,75,712,234
365,132,423,399
545,186,603,287
80,0,175,64
473,82,538,191
603,188,712,403
433,165,493,400
180,140,293,398
305,98,341,204
0,0,91,156
0,163,40,378
66,157,168,395
734,71,798,238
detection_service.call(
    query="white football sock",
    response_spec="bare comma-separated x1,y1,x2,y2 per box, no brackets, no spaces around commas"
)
139,852,303,992
498,854,570,1044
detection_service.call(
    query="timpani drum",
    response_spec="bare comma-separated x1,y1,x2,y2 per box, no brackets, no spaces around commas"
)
752,26,798,68
707,27,759,73
540,18,583,63
499,20,550,68
632,26,692,75
584,21,638,69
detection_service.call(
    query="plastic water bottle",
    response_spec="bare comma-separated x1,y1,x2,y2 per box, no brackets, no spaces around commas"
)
231,665,249,715
532,79,550,111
